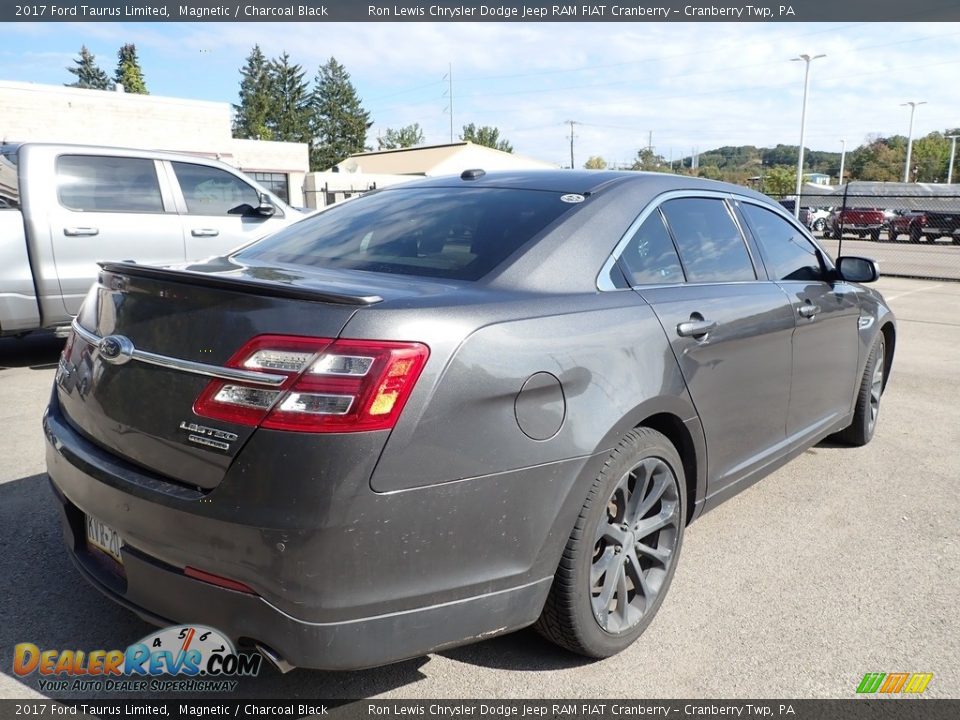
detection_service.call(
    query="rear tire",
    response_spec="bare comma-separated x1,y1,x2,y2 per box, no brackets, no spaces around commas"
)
910,226,922,244
535,428,686,658
870,230,881,242
833,334,886,447
813,218,826,232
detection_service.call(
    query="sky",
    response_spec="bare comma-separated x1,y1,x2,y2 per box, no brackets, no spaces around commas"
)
3,21,959,168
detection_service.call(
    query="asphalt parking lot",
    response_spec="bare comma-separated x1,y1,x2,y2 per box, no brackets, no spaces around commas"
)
1,277,957,700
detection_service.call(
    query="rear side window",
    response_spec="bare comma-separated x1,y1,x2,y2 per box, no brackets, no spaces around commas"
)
740,203,824,281
237,187,576,281
172,162,260,216
57,155,163,213
660,198,756,283
617,210,685,285
0,150,19,209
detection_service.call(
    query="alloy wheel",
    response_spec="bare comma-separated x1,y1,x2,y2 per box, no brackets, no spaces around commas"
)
868,339,885,432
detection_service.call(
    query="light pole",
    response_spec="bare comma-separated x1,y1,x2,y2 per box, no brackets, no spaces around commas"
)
947,134,959,184
838,138,847,186
791,53,826,219
901,101,926,183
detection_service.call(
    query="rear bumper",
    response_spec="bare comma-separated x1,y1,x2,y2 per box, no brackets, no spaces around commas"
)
43,396,589,670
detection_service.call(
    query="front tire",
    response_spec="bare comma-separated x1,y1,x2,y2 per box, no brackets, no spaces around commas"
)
813,218,826,232
535,428,686,658
834,334,886,446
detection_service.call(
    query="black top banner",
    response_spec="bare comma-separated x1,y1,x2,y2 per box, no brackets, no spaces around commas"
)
5,0,960,22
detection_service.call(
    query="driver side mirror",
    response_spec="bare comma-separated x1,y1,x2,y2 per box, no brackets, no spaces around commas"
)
256,192,277,217
836,256,879,283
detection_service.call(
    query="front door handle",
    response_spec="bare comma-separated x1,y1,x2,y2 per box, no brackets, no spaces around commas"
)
63,227,99,236
798,304,820,319
191,228,220,237
677,318,717,338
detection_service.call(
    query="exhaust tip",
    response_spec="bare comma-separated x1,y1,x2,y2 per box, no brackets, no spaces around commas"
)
255,642,296,674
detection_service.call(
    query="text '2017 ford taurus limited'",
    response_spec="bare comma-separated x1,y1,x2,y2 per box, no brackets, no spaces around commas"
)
44,170,894,671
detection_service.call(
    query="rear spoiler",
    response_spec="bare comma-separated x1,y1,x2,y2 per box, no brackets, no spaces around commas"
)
98,262,383,306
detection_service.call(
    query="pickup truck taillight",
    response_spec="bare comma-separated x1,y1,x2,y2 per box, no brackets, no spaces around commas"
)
194,335,429,433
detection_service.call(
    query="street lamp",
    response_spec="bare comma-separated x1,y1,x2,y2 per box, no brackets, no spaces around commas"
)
838,138,846,186
947,134,959,184
791,53,826,219
901,101,927,183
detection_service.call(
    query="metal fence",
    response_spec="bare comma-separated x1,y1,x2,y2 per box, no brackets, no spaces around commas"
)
772,182,960,281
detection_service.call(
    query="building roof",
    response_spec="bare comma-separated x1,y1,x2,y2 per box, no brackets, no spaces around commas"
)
334,141,557,176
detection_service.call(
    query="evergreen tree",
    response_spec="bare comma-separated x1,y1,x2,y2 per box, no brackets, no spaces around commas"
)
233,45,274,140
266,52,312,143
66,46,112,90
377,123,424,150
310,58,372,171
460,123,513,153
114,43,148,94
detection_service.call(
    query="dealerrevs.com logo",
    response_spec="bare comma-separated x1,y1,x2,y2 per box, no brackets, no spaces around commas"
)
13,625,262,692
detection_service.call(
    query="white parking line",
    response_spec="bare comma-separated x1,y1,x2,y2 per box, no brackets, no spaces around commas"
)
885,283,943,301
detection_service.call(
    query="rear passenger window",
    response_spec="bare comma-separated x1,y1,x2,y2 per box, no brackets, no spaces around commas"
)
57,156,163,213
617,210,684,285
660,198,756,283
740,203,824,282
172,162,260,216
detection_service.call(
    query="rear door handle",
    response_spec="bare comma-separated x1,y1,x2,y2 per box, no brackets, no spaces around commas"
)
798,304,820,319
191,228,220,237
676,319,717,338
63,227,99,236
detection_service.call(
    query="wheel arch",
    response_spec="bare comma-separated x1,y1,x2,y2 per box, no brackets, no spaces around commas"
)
638,412,701,526
879,320,896,391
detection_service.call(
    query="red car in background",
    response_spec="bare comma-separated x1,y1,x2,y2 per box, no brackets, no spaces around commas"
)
824,208,887,241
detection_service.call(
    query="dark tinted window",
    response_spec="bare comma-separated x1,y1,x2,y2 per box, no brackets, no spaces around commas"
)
238,187,574,281
0,150,18,209
618,210,684,285
57,155,163,213
741,203,824,281
660,198,755,282
172,162,259,216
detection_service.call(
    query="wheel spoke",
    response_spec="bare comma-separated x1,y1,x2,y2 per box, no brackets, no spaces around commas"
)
591,547,616,586
624,459,656,522
634,501,679,538
634,470,671,521
595,557,622,612
600,523,630,547
636,541,672,565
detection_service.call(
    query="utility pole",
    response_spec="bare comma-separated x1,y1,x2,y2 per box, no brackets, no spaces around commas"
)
566,120,578,168
442,63,453,143
838,138,846,186
946,134,958,184
901,100,926,183
791,53,826,219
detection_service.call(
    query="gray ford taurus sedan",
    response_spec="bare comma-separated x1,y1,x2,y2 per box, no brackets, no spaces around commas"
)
44,170,894,671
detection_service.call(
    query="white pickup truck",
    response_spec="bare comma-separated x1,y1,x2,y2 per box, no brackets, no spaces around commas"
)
0,142,305,336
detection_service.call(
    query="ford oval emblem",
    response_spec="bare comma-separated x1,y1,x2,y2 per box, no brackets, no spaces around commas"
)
98,335,135,365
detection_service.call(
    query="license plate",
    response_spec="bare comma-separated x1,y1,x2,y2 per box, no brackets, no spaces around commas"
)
86,515,124,564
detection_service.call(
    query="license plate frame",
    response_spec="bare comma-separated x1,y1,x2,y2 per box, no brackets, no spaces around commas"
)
85,514,124,565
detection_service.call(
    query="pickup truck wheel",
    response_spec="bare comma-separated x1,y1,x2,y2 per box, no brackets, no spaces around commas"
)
812,218,826,232
910,227,922,243
870,230,881,242
888,229,899,242
535,428,685,658
833,335,885,447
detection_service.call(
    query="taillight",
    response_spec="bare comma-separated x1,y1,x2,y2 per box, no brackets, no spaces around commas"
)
193,335,429,433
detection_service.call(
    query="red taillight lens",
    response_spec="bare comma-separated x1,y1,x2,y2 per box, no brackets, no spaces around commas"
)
193,335,429,434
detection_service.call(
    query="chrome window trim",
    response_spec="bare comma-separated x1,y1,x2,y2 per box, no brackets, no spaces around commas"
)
71,320,288,387
597,189,807,291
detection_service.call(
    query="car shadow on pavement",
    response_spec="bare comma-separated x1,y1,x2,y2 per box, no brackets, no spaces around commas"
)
0,473,428,700
439,629,594,672
0,332,65,370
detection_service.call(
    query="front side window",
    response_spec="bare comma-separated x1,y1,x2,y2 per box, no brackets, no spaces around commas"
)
172,162,260,216
617,210,685,285
740,203,824,282
57,155,163,213
660,198,756,283
237,187,576,281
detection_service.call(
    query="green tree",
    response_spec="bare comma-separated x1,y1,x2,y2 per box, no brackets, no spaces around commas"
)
761,166,796,197
233,45,274,140
584,156,607,169
266,52,312,144
630,147,668,172
114,43,147,94
377,123,424,150
848,137,905,181
911,132,950,182
461,123,513,153
310,57,372,170
66,46,112,90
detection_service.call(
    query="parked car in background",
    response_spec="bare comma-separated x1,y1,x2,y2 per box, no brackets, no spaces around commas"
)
824,207,887,241
0,142,304,336
46,171,894,671
888,210,928,242
776,199,831,232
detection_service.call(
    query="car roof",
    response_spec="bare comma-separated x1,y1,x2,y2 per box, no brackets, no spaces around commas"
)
380,169,775,203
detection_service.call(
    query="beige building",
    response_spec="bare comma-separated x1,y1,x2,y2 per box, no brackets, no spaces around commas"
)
0,80,309,206
304,141,557,208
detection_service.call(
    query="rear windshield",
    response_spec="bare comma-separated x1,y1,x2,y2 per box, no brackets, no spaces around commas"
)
0,150,18,209
236,187,577,281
